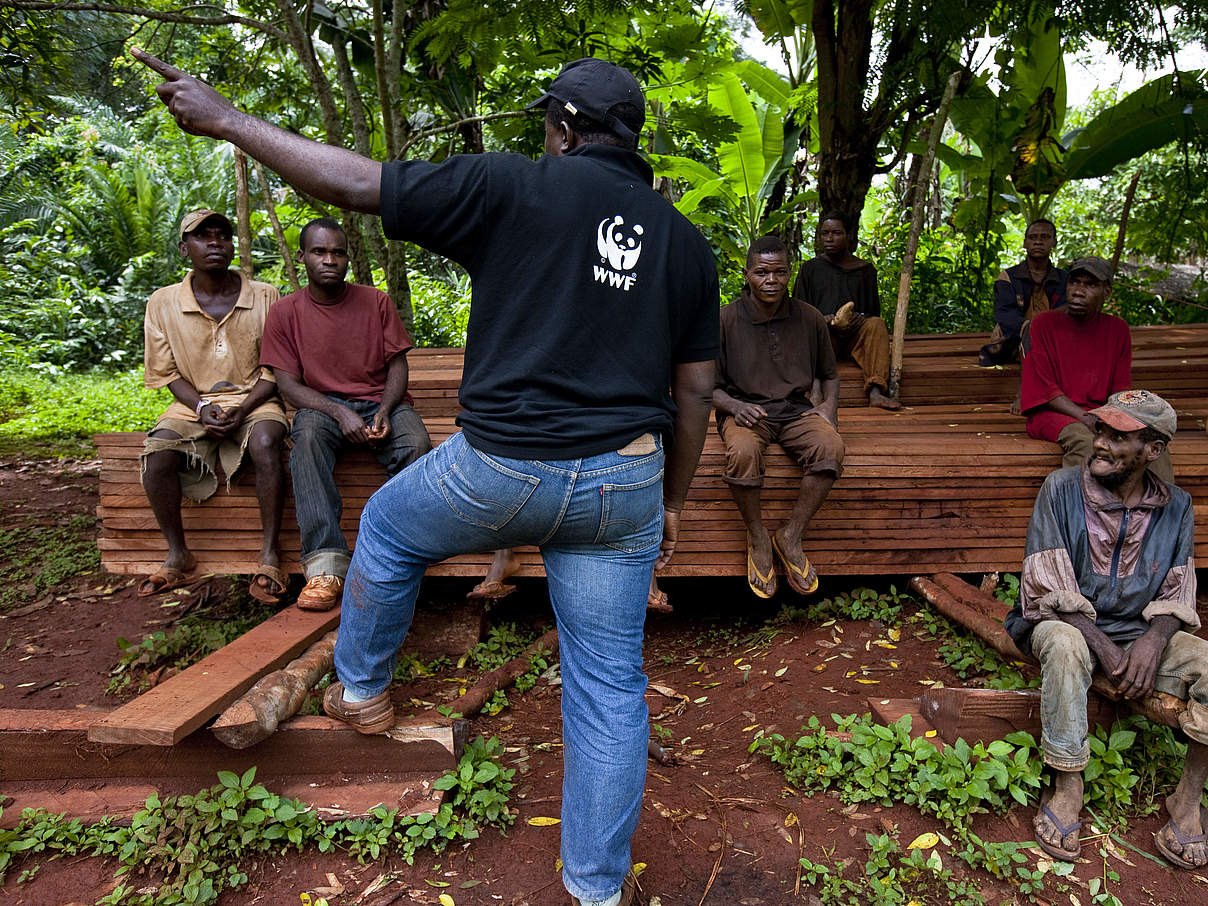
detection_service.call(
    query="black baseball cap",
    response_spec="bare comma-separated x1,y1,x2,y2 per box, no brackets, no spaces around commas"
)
526,58,645,145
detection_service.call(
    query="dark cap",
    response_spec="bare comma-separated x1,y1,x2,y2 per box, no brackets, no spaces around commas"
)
1088,389,1177,441
179,209,233,241
1068,255,1113,284
526,58,645,145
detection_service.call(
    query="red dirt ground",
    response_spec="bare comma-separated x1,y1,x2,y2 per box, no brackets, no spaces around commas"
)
1,458,1204,905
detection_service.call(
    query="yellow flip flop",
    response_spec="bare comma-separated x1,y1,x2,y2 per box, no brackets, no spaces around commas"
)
771,534,819,595
747,546,777,599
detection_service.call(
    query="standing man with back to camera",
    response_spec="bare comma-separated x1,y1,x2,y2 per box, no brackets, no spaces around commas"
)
134,49,718,906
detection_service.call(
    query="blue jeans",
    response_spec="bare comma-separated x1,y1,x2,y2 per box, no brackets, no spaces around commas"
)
334,431,663,902
289,399,431,578
1032,620,1208,770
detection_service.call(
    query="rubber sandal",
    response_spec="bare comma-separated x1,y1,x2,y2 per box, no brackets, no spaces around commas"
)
1033,799,1082,862
137,554,197,597
647,588,672,613
467,579,517,601
747,546,777,599
770,533,819,595
1153,816,1208,870
249,563,287,604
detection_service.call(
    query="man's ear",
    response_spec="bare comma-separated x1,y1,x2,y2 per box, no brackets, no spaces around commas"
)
1144,438,1166,464
560,121,584,152
178,240,188,257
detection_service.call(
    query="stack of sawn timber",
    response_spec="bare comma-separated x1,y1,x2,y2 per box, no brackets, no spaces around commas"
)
95,325,1208,579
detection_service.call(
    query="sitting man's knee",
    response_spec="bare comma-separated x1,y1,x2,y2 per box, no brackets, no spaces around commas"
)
1034,620,1093,669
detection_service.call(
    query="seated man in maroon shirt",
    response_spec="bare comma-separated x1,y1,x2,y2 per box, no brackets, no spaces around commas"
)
715,236,844,598
260,218,432,610
1021,255,1174,482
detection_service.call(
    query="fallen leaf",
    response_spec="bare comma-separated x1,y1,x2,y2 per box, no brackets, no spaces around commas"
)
774,666,788,677
856,679,879,685
908,832,939,850
439,895,456,906
527,816,561,826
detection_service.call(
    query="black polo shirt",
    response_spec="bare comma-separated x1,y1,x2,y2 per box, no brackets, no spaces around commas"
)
380,144,719,459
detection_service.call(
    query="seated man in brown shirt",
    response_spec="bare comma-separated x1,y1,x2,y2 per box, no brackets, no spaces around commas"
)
793,211,900,410
715,236,844,597
140,209,288,601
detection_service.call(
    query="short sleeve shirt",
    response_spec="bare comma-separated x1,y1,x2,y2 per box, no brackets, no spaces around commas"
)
1021,309,1132,442
379,145,719,459
143,272,279,421
716,288,837,422
260,283,413,403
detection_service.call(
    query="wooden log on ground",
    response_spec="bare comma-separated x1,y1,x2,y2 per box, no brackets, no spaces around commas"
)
910,573,1186,729
212,630,337,749
436,627,559,719
89,605,341,745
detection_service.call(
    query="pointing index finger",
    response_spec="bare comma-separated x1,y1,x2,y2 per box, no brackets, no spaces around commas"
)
131,47,184,80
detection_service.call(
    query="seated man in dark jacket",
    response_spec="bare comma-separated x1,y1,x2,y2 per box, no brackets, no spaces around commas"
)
980,218,1067,367
1004,390,1207,871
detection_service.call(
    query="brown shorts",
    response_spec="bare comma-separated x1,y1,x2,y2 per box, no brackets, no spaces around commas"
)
719,411,844,487
141,407,287,502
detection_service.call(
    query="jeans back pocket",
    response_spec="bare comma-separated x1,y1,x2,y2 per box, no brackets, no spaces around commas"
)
438,439,541,532
597,468,663,553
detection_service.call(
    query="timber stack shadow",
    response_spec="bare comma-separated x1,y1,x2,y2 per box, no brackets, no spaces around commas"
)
95,324,1208,578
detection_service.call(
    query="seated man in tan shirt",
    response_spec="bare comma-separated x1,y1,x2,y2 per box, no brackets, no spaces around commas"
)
139,209,288,602
714,236,844,598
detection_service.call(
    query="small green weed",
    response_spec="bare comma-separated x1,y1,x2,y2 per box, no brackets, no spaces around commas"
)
107,597,277,694
0,735,514,904
801,831,989,905
753,712,1190,899
779,584,912,627
0,514,99,612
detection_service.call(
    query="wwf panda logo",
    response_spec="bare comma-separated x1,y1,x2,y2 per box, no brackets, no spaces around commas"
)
596,215,644,271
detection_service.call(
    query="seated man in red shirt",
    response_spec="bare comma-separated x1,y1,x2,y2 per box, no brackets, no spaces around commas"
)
715,236,844,598
1021,256,1174,482
260,218,432,610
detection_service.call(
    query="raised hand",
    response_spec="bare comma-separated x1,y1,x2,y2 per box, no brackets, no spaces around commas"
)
130,48,239,140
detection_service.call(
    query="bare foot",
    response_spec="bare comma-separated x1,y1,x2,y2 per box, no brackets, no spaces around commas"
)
1010,392,1022,416
868,386,901,410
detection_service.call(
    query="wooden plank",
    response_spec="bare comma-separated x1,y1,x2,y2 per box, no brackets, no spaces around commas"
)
918,687,1117,747
87,607,342,745
867,698,938,743
4,710,459,780
0,775,446,826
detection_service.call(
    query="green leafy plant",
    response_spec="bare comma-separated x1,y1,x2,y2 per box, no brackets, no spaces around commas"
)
0,735,514,904
108,598,278,694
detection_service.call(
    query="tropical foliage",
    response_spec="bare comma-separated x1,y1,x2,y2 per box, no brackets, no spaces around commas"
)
0,0,1204,380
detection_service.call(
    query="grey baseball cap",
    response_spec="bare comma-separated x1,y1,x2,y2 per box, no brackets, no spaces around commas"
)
1089,389,1177,440
1068,256,1113,284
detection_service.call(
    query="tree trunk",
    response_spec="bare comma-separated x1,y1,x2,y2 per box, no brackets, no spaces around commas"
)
233,147,253,278
812,0,878,231
1111,169,1143,272
211,631,337,749
252,159,300,292
888,70,962,397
